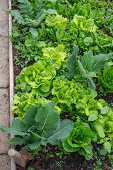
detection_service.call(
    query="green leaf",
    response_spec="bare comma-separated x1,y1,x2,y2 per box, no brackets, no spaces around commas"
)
80,51,94,71
8,137,25,145
47,119,73,145
29,28,38,38
46,9,58,15
28,168,35,170
84,37,93,46
35,102,60,132
5,10,24,25
101,106,110,114
67,45,79,77
23,141,41,150
87,77,96,90
92,54,108,72
79,144,93,160
12,119,25,131
88,111,98,121
94,123,105,138
103,142,111,153
23,106,38,129
18,0,28,3
0,125,25,136
77,60,87,78
100,148,107,156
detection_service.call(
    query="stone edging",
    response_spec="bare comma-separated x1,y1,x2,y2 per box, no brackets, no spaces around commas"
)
9,0,16,169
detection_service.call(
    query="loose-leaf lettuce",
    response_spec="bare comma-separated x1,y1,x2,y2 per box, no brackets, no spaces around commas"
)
15,60,56,96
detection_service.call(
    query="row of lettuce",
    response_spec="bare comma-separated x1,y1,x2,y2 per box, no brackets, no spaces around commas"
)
0,0,113,160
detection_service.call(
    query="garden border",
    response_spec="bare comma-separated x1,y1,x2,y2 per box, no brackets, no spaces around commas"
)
9,0,16,169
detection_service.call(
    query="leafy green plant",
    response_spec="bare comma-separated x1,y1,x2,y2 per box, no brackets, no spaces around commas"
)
98,64,113,93
0,102,73,150
6,0,58,28
59,121,96,160
67,46,113,89
73,14,97,33
15,60,56,96
11,91,61,119
11,91,49,119
42,44,67,69
108,154,113,167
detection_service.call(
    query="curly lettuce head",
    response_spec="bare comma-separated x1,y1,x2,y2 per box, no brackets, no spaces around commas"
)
15,60,56,96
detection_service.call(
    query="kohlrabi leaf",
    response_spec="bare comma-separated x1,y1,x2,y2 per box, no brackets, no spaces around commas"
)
92,54,108,72
87,77,96,90
47,119,73,145
12,119,25,131
23,106,39,130
8,137,25,145
35,102,60,132
80,51,94,71
0,125,25,136
23,141,41,150
67,45,79,77
77,60,87,78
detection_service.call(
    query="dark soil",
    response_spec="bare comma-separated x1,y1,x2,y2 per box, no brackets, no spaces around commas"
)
16,144,113,170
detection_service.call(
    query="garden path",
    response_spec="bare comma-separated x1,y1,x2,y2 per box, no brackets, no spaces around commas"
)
0,0,11,169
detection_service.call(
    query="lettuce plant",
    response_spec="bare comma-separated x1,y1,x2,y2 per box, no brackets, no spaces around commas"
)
73,14,97,33
11,91,49,119
59,121,96,160
98,64,113,93
45,14,67,29
15,60,56,96
11,91,61,119
0,102,73,150
42,44,67,69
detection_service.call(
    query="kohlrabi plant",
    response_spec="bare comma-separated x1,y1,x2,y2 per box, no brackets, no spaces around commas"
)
0,102,73,150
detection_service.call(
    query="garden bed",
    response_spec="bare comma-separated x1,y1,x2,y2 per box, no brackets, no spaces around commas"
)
2,0,113,169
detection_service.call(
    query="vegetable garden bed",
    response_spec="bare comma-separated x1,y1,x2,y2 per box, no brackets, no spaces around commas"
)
1,0,113,169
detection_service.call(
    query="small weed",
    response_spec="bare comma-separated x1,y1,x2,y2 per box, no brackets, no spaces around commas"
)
56,152,63,159
108,154,113,167
46,153,54,158
56,160,63,169
93,153,102,170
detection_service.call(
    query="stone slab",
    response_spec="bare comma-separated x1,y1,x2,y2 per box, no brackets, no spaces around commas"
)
0,0,8,9
0,10,9,37
0,155,11,170
0,88,10,154
0,37,9,87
